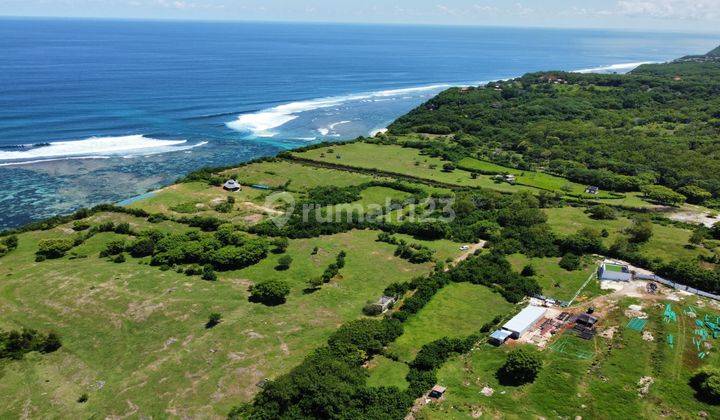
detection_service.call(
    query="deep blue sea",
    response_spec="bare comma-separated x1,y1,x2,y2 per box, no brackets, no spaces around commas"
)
0,18,717,229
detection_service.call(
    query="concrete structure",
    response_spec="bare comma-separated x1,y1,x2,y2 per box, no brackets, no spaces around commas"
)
501,305,547,339
429,385,446,399
376,296,396,313
223,179,241,191
489,329,512,346
598,262,632,282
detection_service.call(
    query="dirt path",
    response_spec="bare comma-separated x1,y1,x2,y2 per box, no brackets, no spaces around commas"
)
452,241,486,265
241,202,284,216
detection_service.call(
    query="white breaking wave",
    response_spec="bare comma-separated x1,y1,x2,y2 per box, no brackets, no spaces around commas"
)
226,84,450,137
574,61,657,74
0,135,203,163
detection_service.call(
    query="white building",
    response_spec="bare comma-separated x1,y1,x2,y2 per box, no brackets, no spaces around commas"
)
501,305,547,339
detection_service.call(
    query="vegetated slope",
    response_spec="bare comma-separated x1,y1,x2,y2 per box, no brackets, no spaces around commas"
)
388,45,720,205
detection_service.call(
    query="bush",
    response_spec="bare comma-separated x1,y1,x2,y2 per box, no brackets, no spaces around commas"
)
690,367,720,405
275,255,293,271
128,237,155,257
362,303,383,316
587,205,616,220
202,265,217,281
559,253,581,271
521,264,536,277
0,328,62,360
249,279,290,305
205,313,222,329
626,217,654,243
77,393,89,403
272,237,289,253
100,239,126,257
497,347,542,385
72,220,91,231
442,162,456,172
112,253,126,264
36,238,75,259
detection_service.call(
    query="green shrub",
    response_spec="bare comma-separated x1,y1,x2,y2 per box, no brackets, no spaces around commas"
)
36,238,75,259
497,346,543,386
690,367,720,405
275,255,293,271
205,313,222,329
559,253,581,271
249,279,290,306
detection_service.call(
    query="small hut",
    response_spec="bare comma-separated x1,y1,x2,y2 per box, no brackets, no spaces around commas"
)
223,180,241,192
429,385,446,399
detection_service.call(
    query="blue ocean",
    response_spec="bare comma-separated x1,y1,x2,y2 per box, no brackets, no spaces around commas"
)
0,18,717,229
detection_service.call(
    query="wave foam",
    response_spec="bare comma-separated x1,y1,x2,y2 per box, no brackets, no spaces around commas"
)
0,135,199,163
226,84,449,137
574,61,656,74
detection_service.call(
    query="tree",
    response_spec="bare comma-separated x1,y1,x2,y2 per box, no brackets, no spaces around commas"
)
587,205,616,220
521,264,536,277
442,162,456,172
626,217,654,243
36,238,75,259
201,264,217,281
272,237,289,253
128,237,155,258
679,185,712,204
640,185,686,206
249,279,290,305
690,367,720,404
689,227,707,246
205,313,222,329
276,255,293,271
497,347,542,385
559,253,581,271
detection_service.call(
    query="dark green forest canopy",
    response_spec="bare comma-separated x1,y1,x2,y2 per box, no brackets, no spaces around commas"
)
389,45,720,197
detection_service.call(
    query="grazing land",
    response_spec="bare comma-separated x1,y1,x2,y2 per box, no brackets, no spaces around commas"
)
2,45,720,419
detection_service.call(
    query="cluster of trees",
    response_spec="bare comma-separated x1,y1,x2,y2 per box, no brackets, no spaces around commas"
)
389,59,720,204
307,251,347,290
0,328,61,360
0,235,18,258
37,221,135,261
236,319,407,418
378,233,435,263
99,223,270,273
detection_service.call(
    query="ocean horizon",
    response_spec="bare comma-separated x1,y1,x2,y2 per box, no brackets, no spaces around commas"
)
0,17,718,229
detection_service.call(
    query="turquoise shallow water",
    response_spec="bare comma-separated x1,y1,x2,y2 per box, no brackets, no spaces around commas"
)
0,18,717,229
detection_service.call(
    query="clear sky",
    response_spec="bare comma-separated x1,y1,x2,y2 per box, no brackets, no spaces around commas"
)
2,0,720,33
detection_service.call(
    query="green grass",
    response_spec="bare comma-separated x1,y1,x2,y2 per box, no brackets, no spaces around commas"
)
458,157,618,198
366,356,409,390
544,206,711,262
0,225,454,418
221,160,377,192
294,143,540,193
507,254,600,302
388,283,514,362
605,263,625,272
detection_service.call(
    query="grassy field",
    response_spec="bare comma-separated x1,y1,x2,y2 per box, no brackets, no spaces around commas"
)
506,254,601,302
294,143,540,193
458,157,618,199
0,221,462,418
221,160,378,192
388,283,515,362
544,206,712,262
366,356,409,390
419,296,720,419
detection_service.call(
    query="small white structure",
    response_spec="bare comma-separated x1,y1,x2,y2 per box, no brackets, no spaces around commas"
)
223,179,241,191
598,262,632,282
501,305,547,339
376,296,396,313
